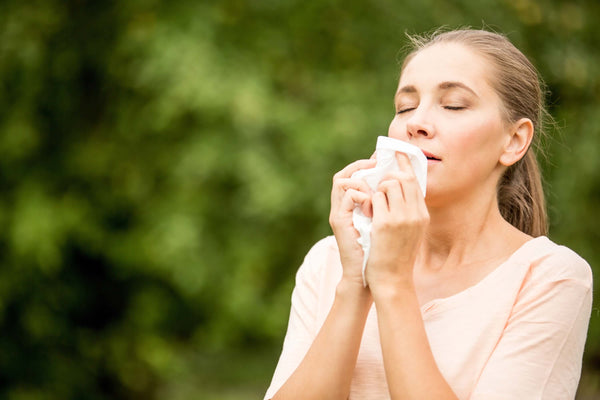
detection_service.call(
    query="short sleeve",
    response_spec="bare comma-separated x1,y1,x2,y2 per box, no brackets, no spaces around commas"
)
263,237,333,400
471,247,593,400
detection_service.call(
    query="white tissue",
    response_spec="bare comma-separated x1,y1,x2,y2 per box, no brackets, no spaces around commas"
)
351,136,428,286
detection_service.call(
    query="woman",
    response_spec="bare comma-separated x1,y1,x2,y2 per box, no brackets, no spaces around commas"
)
264,29,592,400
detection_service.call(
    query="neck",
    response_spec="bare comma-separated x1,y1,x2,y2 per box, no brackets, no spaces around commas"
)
419,186,528,271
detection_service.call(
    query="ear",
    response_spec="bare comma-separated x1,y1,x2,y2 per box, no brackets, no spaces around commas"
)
499,118,534,167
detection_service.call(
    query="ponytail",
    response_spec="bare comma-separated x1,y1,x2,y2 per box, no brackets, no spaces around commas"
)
497,151,547,237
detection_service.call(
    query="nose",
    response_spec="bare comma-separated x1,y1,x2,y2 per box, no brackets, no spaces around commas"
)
406,107,435,139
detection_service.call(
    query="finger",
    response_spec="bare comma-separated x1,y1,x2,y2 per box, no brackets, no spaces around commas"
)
370,151,377,160
408,175,426,201
395,152,416,177
362,198,373,218
378,171,426,215
371,191,389,214
340,189,372,214
380,172,425,209
336,177,373,195
378,179,406,204
384,165,424,203
334,159,377,181
332,177,373,206
402,177,425,205
379,170,413,185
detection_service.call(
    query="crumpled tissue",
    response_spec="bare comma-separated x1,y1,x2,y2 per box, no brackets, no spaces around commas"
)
351,136,428,286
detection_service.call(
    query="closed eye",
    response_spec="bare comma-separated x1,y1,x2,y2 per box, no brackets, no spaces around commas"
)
444,106,466,111
396,108,415,114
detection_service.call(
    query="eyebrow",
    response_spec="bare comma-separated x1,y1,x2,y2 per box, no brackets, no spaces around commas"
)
438,81,478,97
395,85,417,97
395,81,478,100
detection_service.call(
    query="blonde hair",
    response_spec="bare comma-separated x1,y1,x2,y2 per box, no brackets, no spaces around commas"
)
402,29,549,237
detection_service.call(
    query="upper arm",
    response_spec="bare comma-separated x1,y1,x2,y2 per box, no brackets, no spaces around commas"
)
264,238,333,399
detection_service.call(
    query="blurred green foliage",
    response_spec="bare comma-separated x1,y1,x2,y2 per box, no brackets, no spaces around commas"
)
0,0,598,398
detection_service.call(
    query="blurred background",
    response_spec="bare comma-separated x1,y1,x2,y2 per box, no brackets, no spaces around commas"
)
0,0,598,399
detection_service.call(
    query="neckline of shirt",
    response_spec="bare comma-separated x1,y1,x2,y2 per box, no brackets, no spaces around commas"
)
418,235,551,315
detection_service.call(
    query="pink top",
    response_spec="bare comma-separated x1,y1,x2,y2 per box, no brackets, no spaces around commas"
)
265,236,593,400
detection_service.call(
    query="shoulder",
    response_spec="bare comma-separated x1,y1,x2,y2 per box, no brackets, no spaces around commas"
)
301,236,339,267
518,236,592,288
292,236,343,316
305,235,339,257
295,236,341,280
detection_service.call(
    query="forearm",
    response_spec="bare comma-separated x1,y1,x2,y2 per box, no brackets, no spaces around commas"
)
272,280,372,400
372,282,458,400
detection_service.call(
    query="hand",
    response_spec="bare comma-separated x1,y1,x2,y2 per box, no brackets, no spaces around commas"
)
366,152,429,291
329,158,376,287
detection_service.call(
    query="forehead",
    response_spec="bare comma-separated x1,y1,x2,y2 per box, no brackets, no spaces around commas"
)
399,43,494,94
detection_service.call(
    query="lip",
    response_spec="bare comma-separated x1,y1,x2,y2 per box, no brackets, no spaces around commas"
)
421,149,441,162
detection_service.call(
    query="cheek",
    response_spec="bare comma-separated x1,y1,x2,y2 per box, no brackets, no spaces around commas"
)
460,116,505,149
452,119,506,167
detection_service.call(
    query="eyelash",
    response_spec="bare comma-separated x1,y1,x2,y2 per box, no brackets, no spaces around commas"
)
396,105,465,115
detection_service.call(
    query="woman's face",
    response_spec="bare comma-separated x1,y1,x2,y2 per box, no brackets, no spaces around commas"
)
389,43,510,204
